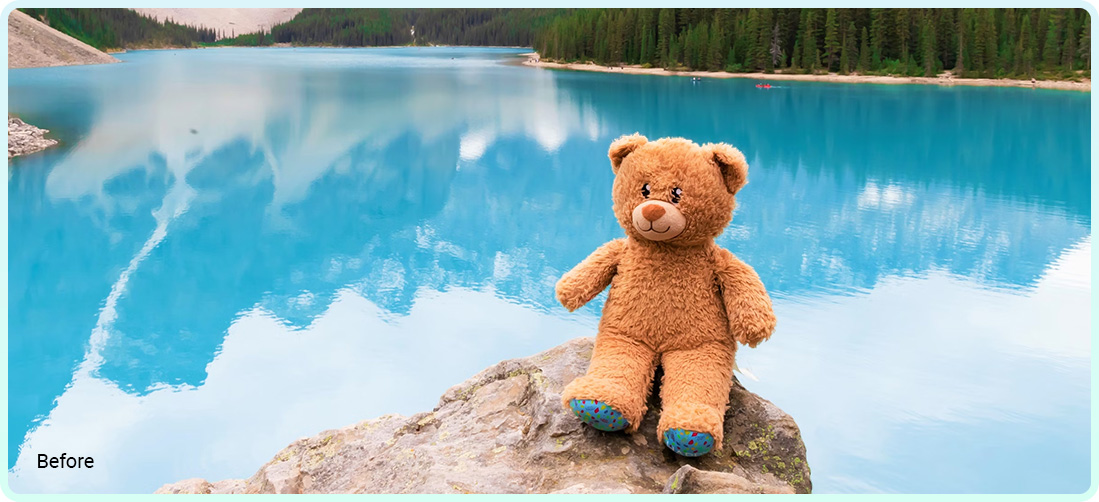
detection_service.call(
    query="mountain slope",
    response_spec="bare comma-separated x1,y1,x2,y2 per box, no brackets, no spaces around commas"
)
8,10,119,69
133,8,301,40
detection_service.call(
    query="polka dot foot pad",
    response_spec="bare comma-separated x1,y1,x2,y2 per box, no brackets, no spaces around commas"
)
568,398,629,432
663,428,715,457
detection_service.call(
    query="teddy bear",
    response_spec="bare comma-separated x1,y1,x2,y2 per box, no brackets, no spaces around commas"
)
556,133,776,457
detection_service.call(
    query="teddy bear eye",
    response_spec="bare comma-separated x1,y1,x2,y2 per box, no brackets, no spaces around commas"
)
641,183,651,198
671,187,683,204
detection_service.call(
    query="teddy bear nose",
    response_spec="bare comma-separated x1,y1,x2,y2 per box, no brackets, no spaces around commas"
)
641,204,665,222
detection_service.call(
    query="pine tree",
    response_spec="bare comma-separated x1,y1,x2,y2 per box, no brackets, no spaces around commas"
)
970,9,997,76
657,8,675,67
801,9,819,71
989,10,997,75
840,20,857,74
1035,9,1049,58
596,11,609,63
938,8,958,69
696,22,710,69
955,10,968,75
709,17,725,71
982,10,998,76
1000,9,1017,74
858,26,871,72
1080,15,1091,70
895,9,911,73
1042,9,1064,71
611,10,628,63
869,8,886,69
823,8,840,71
744,9,760,70
1062,10,1077,71
1017,12,1035,77
921,16,936,77
760,9,775,71
668,33,680,67
770,19,784,70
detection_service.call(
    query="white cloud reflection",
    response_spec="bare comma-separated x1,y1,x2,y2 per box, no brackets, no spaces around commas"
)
736,238,1091,493
41,49,605,218
12,49,612,494
10,287,590,494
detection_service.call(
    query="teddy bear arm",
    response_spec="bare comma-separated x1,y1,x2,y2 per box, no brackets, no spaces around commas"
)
713,249,776,348
555,239,626,312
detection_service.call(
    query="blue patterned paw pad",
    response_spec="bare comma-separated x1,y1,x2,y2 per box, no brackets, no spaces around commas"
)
663,428,715,457
568,399,629,432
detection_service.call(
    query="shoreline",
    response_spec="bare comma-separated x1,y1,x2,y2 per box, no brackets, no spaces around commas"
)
521,55,1091,92
122,44,532,52
13,39,1089,92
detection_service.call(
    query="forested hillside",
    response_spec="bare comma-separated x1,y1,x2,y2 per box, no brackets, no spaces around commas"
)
18,8,217,50
217,8,561,47
18,8,557,49
535,8,1091,79
410,9,561,46
243,9,408,46
16,8,1091,81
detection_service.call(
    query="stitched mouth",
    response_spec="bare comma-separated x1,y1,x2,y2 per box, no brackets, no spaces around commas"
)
635,220,671,233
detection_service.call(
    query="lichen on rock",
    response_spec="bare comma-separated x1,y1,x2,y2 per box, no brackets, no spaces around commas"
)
155,337,811,494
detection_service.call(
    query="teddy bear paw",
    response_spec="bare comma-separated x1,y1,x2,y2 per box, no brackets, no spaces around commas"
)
663,428,715,457
568,398,629,432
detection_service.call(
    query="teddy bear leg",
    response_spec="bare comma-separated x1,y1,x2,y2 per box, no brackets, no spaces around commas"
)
657,342,736,456
562,332,657,433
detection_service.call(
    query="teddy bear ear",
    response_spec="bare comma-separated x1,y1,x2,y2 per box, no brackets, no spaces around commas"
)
705,143,749,195
608,133,648,174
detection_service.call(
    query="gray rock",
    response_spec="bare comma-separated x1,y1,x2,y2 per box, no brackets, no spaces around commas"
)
156,337,811,494
153,478,246,495
663,465,794,494
8,117,58,158
154,479,212,495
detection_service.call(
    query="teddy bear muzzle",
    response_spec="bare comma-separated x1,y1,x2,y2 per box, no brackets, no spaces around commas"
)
631,200,686,241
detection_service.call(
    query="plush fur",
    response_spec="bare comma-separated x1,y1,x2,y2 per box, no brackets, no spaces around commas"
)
557,134,776,449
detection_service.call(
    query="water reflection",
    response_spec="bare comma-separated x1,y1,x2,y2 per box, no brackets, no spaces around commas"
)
7,48,1089,493
739,240,1090,493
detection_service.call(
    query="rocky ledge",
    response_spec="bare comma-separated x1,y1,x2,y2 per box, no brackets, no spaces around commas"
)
156,337,811,494
8,117,58,159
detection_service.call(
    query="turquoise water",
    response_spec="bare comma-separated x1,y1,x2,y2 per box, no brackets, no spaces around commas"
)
7,47,1090,494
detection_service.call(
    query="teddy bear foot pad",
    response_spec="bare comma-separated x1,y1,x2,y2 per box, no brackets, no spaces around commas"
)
568,398,629,431
663,428,715,457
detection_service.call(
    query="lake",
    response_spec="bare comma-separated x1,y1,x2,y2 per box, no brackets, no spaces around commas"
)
7,47,1091,494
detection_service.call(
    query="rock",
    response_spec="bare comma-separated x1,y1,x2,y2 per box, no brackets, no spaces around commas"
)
663,465,794,494
153,478,245,494
154,479,212,494
8,117,58,158
156,337,811,494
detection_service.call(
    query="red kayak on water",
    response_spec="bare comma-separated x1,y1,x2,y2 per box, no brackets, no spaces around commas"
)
755,83,772,89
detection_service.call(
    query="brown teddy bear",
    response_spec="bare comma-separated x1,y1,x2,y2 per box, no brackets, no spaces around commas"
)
557,134,776,457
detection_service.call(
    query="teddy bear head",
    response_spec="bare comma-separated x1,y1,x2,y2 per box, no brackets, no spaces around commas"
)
607,134,748,247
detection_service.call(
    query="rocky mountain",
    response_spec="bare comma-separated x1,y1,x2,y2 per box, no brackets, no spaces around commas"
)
133,8,301,39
